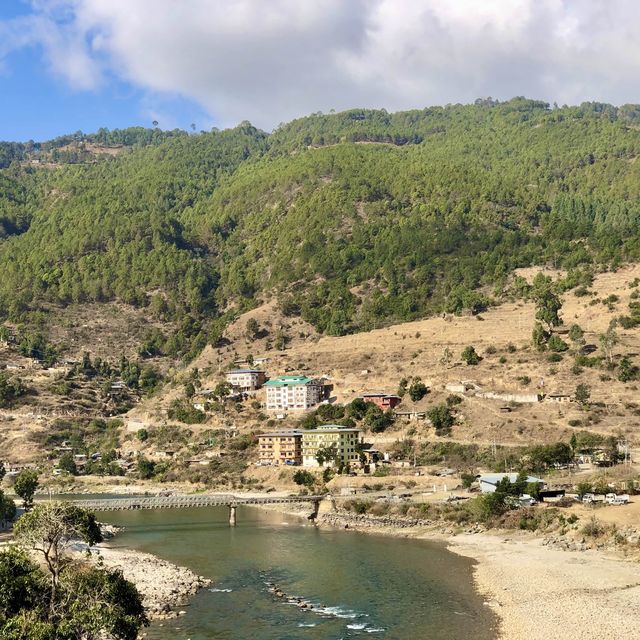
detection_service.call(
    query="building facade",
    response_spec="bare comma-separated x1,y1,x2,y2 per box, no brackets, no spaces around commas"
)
257,430,302,466
302,425,362,468
264,375,325,411
361,393,402,410
226,369,267,392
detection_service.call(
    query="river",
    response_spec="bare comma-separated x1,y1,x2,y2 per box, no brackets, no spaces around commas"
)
100,505,496,640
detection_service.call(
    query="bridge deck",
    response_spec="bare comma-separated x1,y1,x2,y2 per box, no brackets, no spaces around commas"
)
68,494,324,511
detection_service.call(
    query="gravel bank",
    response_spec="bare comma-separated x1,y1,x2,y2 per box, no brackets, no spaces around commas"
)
448,532,640,640
92,544,212,619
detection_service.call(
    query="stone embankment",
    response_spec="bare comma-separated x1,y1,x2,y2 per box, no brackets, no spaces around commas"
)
319,510,485,535
92,545,212,619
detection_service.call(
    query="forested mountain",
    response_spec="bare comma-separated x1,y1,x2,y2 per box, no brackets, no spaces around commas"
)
3,97,640,356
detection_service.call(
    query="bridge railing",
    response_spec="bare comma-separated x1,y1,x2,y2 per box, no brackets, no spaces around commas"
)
67,494,324,511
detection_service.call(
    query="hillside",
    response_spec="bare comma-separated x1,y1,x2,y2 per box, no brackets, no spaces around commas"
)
3,98,640,490
3,99,640,346
4,265,640,499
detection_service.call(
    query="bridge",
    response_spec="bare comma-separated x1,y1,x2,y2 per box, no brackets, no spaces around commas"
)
68,494,325,526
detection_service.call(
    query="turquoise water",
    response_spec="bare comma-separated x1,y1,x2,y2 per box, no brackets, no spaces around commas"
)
100,506,496,640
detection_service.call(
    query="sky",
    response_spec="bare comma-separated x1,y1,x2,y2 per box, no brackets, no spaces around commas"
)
2,0,640,141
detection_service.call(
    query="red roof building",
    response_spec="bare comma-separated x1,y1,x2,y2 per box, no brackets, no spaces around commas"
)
361,393,402,410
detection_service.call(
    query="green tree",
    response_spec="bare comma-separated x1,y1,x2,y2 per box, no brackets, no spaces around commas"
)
547,334,568,352
14,502,102,615
461,346,481,365
293,470,315,487
575,383,591,406
599,322,618,367
6,502,147,639
568,324,584,342
0,374,27,408
427,404,455,435
315,445,338,467
531,322,548,351
214,381,230,399
0,490,16,523
14,469,39,510
57,453,78,476
532,278,562,330
618,356,639,382
136,456,155,480
408,379,428,401
245,318,259,341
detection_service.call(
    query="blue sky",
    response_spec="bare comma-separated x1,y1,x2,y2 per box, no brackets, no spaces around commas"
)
0,2,212,141
2,1,640,143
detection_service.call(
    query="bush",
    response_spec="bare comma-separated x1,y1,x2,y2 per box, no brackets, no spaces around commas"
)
461,346,481,365
137,456,155,480
581,517,605,538
427,404,455,436
548,334,568,352
408,379,428,402
568,324,584,342
293,470,315,487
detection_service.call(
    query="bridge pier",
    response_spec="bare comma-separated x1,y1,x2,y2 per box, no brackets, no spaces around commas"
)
229,504,237,526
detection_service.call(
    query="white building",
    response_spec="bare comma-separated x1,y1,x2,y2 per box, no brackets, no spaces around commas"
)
225,369,267,392
264,375,325,411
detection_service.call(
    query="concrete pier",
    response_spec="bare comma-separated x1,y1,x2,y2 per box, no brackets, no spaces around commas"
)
229,504,237,526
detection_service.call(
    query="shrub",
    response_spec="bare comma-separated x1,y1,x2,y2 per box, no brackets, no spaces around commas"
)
575,383,590,405
461,346,481,365
293,470,315,487
548,334,568,352
568,324,584,342
408,379,428,402
427,404,455,436
581,517,605,538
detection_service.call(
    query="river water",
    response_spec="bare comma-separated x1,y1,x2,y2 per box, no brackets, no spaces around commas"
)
100,506,496,640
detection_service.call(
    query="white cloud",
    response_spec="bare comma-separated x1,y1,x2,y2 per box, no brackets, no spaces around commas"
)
4,0,640,128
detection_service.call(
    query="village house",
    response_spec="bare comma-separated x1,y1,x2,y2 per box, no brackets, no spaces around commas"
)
257,430,302,466
361,393,402,410
264,375,326,411
301,425,362,468
225,368,267,392
544,393,573,404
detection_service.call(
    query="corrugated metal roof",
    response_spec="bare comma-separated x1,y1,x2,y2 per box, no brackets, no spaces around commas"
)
478,473,543,485
264,375,315,386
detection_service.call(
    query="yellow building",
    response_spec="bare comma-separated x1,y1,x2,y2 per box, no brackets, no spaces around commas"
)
257,430,302,466
301,425,362,468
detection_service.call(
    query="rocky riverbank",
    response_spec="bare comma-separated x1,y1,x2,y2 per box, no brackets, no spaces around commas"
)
91,544,212,619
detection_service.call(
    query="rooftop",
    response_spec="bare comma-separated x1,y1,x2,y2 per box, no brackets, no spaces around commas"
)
227,369,265,374
478,473,544,485
264,375,315,386
258,430,303,438
362,393,401,399
305,424,361,434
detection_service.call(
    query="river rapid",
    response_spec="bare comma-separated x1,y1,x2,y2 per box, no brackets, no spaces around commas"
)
100,505,496,640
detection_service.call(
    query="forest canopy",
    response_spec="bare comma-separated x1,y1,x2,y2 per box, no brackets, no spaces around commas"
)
2,98,640,346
